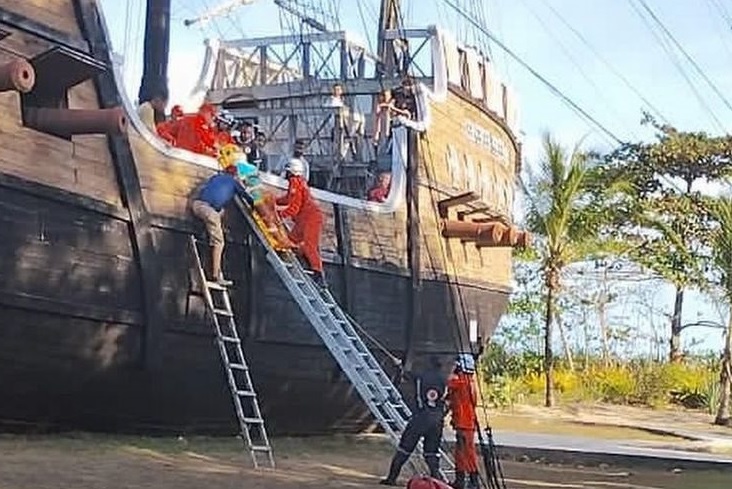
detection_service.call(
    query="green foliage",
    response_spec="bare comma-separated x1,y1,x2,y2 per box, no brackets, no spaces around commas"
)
599,115,732,289
481,354,720,410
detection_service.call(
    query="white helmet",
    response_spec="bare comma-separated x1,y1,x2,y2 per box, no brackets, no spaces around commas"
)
455,353,476,374
286,157,305,176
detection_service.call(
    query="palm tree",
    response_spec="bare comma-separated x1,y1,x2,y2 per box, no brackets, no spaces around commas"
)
523,133,609,407
706,198,732,425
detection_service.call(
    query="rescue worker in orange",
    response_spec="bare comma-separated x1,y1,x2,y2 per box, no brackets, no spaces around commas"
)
447,354,480,489
276,158,325,287
171,103,218,156
156,104,184,145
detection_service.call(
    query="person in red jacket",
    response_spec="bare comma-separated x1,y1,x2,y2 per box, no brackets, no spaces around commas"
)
447,354,480,489
156,104,184,145
276,158,325,287
171,103,218,156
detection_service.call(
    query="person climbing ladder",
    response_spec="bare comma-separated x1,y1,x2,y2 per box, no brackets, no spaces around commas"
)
276,158,326,287
191,164,251,286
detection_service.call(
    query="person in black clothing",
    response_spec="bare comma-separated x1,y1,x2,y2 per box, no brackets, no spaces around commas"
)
380,356,447,486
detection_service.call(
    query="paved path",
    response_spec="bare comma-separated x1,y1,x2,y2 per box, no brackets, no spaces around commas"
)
440,429,732,471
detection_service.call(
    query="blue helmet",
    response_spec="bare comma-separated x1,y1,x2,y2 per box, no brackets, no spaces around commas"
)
455,353,476,374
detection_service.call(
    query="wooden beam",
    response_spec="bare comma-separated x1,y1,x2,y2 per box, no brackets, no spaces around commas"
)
457,206,492,221
74,0,165,370
0,8,89,53
0,290,142,326
403,129,421,371
0,172,128,221
333,204,354,313
208,76,431,103
437,191,478,219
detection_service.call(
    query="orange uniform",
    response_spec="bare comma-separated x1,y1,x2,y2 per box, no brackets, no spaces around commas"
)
276,175,323,273
448,372,478,474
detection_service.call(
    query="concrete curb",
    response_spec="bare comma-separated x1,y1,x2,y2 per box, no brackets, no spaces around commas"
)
493,443,732,472
438,430,732,472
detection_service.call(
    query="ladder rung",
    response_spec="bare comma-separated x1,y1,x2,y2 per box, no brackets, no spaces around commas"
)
220,335,240,343
213,308,233,317
206,281,227,291
237,390,257,397
229,363,248,370
243,417,265,424
251,445,272,452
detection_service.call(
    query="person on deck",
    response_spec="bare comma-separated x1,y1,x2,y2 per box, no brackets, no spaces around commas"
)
137,86,169,133
156,104,184,145
276,158,324,286
172,103,218,156
380,356,447,486
447,354,480,489
191,165,251,287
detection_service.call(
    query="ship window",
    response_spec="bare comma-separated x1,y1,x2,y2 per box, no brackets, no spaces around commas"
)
21,46,105,140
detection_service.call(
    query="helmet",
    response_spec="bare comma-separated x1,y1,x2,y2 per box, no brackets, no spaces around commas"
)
218,143,242,169
285,157,305,176
455,353,476,374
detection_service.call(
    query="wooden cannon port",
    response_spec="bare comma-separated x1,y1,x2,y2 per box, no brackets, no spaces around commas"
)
0,59,36,93
441,219,531,248
23,107,127,139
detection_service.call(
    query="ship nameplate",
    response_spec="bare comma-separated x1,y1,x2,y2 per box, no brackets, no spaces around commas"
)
464,121,509,164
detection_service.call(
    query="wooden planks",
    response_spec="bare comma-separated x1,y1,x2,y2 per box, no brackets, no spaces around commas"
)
417,91,517,288
0,0,83,39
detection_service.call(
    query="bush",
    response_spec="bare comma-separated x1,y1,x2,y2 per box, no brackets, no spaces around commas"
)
478,353,721,411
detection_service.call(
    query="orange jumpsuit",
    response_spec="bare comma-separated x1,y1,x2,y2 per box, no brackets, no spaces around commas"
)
447,372,478,474
170,113,217,156
276,175,323,273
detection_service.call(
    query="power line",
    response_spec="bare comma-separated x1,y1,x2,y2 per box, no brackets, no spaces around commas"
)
635,0,732,127
536,0,670,125
516,0,637,141
443,0,624,145
625,0,726,133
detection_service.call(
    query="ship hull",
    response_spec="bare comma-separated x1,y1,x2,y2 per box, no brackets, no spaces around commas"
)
0,0,515,436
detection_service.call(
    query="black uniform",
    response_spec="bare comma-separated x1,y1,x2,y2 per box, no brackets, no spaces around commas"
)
380,359,447,485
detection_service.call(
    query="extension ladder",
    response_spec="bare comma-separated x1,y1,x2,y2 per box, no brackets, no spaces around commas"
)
234,198,454,479
189,235,275,469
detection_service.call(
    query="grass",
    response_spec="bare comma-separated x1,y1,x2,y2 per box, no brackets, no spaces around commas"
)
480,413,688,442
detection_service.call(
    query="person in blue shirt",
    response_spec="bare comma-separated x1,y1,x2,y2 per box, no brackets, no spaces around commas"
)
191,165,252,286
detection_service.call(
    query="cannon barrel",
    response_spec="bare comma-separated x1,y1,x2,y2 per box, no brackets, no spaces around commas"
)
24,107,127,138
0,59,36,93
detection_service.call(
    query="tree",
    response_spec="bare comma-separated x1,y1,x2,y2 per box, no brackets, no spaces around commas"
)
703,198,732,425
602,115,732,362
523,133,616,407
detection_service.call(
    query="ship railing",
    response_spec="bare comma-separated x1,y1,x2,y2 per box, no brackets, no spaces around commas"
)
208,28,438,93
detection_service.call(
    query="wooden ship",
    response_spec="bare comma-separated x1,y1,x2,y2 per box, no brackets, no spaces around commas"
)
0,0,527,435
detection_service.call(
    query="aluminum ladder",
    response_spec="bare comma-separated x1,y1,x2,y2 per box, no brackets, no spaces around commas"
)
189,235,275,469
234,198,454,479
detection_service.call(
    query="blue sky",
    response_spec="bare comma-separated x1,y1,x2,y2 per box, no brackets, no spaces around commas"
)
98,0,732,353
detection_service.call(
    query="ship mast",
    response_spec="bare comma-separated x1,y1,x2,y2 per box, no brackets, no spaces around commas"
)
376,0,401,77
139,0,171,122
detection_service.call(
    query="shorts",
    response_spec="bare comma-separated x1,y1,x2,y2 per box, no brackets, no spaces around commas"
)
192,200,224,246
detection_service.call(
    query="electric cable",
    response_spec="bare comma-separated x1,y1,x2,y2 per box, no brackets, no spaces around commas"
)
443,0,623,146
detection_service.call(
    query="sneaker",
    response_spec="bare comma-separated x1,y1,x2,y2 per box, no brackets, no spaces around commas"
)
216,276,234,287
379,479,397,486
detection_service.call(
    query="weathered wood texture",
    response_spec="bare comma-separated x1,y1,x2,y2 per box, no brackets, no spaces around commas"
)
0,29,120,207
417,91,517,287
0,1,83,39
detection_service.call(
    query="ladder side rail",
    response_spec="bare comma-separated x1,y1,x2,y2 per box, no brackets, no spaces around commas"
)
189,236,274,469
233,200,452,474
261,250,405,443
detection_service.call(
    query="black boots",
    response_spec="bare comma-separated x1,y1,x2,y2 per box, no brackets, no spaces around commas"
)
380,451,409,485
468,472,480,488
425,454,441,480
452,471,466,489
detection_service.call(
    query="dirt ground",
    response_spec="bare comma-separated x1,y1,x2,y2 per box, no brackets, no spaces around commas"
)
1,434,731,489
